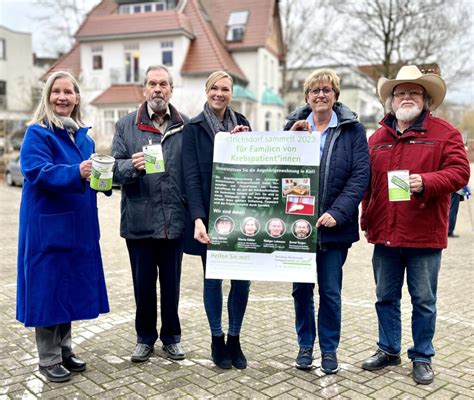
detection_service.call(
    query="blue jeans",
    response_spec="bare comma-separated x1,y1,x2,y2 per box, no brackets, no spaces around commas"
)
292,247,348,353
372,244,441,363
201,255,250,336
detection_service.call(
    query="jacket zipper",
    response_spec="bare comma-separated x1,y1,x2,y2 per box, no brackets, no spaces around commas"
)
408,140,435,145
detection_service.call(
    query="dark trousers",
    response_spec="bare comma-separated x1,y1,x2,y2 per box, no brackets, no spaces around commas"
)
448,192,461,235
126,238,183,346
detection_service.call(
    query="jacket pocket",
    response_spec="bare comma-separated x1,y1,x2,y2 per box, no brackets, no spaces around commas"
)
40,212,76,252
124,198,154,235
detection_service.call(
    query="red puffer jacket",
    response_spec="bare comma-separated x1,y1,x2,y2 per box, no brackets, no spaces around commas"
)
361,111,470,249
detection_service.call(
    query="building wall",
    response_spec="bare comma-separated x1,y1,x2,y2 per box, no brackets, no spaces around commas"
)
0,26,34,113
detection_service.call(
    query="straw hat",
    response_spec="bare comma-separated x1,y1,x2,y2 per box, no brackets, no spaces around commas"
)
377,65,446,110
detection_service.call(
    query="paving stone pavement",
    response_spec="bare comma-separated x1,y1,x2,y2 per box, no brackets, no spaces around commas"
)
0,176,473,399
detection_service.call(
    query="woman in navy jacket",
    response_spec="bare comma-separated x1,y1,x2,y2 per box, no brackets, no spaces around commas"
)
284,68,370,374
182,71,251,369
17,71,109,382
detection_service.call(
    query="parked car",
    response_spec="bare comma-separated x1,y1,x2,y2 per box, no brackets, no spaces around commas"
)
5,155,24,186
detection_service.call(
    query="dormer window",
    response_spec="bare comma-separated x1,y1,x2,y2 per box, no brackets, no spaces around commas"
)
226,11,249,42
118,1,177,15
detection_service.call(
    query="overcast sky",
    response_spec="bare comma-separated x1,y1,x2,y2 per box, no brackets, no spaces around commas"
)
1,0,472,105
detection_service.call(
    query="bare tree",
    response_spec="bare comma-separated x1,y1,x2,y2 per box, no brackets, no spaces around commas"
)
32,0,100,56
332,0,473,87
280,0,340,96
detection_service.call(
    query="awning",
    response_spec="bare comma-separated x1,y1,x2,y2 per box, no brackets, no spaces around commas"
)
261,87,284,106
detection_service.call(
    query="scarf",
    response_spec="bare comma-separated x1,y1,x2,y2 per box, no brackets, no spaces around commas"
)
58,116,80,142
203,102,238,136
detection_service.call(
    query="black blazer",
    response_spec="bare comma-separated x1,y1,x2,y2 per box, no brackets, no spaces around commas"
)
182,110,251,255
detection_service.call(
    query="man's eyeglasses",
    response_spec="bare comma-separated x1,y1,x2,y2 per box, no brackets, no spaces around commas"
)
393,90,424,98
308,87,334,96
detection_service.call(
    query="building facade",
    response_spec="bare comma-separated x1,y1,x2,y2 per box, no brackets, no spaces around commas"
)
46,0,286,152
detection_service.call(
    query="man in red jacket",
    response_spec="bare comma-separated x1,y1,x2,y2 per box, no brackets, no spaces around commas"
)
360,65,470,385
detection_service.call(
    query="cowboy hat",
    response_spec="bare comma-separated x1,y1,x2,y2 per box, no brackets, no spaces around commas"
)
377,65,446,110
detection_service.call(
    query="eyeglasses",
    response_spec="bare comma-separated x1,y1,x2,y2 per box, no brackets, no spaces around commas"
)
308,87,334,96
393,90,424,98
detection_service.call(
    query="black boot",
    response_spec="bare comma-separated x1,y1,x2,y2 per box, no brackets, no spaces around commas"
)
227,334,247,369
211,334,232,369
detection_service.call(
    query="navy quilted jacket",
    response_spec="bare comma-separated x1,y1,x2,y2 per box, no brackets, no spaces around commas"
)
284,102,370,246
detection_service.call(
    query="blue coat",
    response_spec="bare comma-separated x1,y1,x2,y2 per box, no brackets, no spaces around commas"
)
17,123,109,327
284,102,370,246
182,111,251,255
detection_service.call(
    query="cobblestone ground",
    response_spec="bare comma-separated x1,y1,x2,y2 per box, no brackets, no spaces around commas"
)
1,176,473,399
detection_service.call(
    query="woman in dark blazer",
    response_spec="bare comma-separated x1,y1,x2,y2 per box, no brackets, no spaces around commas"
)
182,71,251,369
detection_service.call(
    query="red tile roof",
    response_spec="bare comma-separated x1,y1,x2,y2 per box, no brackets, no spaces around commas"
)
181,0,246,81
200,0,283,57
90,85,144,105
75,11,192,39
42,43,81,79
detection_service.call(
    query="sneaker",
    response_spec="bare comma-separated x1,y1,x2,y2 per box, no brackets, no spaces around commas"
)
361,349,401,371
413,361,434,385
162,343,186,360
295,347,313,370
321,353,339,374
131,343,154,363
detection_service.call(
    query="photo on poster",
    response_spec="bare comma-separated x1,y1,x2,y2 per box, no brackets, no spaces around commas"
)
215,216,235,236
292,219,312,239
282,178,310,196
241,217,260,237
285,195,316,216
266,218,286,238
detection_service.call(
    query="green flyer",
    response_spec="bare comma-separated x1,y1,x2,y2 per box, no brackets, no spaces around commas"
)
206,131,320,283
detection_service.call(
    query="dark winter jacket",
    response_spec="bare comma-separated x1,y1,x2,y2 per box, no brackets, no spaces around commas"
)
182,110,251,255
284,102,370,247
361,111,470,249
112,102,188,240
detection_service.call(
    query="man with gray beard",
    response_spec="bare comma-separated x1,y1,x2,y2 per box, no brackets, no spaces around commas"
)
360,65,470,385
112,65,188,363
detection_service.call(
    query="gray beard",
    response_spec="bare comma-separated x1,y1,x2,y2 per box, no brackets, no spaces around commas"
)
149,98,168,114
395,106,422,122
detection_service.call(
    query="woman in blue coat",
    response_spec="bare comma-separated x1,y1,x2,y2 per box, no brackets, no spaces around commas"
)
285,68,370,374
17,71,109,382
182,71,251,369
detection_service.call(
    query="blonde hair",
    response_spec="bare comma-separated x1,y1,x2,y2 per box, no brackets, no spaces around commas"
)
205,71,233,93
303,68,341,102
29,71,84,129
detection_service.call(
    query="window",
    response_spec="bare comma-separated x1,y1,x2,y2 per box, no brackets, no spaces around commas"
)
92,45,103,70
265,111,272,131
226,11,248,42
161,41,173,66
0,80,6,109
93,55,103,70
0,39,5,60
124,44,140,83
103,109,133,137
118,1,171,14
